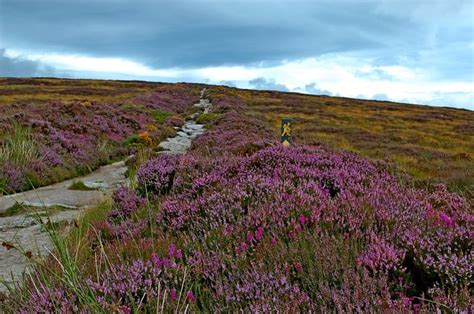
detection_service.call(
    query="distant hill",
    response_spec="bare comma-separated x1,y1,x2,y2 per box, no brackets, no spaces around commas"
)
1,77,472,200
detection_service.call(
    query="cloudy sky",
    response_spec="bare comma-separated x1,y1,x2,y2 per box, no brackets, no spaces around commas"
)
1,0,473,109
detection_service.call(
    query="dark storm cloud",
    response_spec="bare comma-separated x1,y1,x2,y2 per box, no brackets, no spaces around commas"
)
1,0,414,68
0,49,56,77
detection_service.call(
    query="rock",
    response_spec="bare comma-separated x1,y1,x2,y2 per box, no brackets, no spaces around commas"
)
83,180,109,190
0,208,83,292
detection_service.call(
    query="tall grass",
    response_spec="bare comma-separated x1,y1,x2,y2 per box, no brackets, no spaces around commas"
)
0,203,105,312
0,122,40,167
0,197,191,312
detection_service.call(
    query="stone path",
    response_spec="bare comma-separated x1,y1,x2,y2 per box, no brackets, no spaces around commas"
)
0,90,212,293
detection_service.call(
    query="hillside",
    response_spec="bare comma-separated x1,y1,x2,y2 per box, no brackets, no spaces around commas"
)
214,86,474,199
0,78,472,312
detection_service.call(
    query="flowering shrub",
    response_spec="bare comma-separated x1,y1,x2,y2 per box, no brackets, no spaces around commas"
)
0,85,201,193
9,88,473,312
107,186,145,223
157,92,472,310
0,162,25,193
132,84,199,113
18,284,78,313
88,252,192,311
137,154,178,195
164,115,185,127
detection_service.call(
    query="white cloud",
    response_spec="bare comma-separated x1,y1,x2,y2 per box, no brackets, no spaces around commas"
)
4,49,180,78
4,48,473,110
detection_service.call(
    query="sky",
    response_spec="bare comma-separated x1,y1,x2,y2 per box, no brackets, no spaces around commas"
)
0,0,473,110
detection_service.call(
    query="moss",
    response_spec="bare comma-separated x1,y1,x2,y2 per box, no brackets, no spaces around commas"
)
68,180,97,191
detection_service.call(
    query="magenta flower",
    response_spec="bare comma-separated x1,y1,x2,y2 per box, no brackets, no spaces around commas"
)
255,227,264,241
186,291,196,303
438,212,455,227
170,288,177,302
298,214,306,226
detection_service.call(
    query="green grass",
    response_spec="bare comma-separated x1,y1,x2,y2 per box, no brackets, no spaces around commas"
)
0,122,39,167
123,134,140,147
196,112,220,124
0,202,69,217
68,181,97,191
152,110,172,124
0,202,25,217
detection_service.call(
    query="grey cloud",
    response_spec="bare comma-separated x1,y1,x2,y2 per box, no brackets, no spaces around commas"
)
304,83,332,95
249,77,289,92
0,49,56,77
1,0,415,68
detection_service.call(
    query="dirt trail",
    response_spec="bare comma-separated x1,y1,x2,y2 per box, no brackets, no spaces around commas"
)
0,90,212,292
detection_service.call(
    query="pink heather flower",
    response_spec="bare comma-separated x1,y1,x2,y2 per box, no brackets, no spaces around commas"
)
255,227,264,241
401,295,412,308
168,244,177,258
176,249,183,259
271,237,278,245
150,253,171,268
294,262,303,273
246,231,254,243
223,224,233,236
295,224,302,233
170,288,177,301
240,242,248,251
439,212,454,227
150,252,159,264
298,214,306,226
118,305,131,314
186,291,196,303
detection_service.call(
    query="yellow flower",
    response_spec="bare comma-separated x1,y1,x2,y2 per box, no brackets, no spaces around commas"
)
138,131,154,145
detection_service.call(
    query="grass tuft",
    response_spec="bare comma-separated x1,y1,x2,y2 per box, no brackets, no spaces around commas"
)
0,122,40,167
68,181,97,191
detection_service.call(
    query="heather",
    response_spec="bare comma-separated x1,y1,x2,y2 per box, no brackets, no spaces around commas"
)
223,87,474,200
3,91,472,312
0,84,202,194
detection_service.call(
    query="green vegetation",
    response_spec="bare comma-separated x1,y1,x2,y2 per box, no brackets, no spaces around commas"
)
151,110,172,124
0,77,160,105
196,112,220,124
123,134,140,147
212,87,474,200
68,181,97,191
0,202,69,217
0,122,39,167
0,202,25,217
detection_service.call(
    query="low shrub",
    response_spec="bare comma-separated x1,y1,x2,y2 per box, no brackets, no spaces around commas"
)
151,110,172,124
137,154,178,195
195,112,220,124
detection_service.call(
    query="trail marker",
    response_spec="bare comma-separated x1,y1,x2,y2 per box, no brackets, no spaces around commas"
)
280,118,293,147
